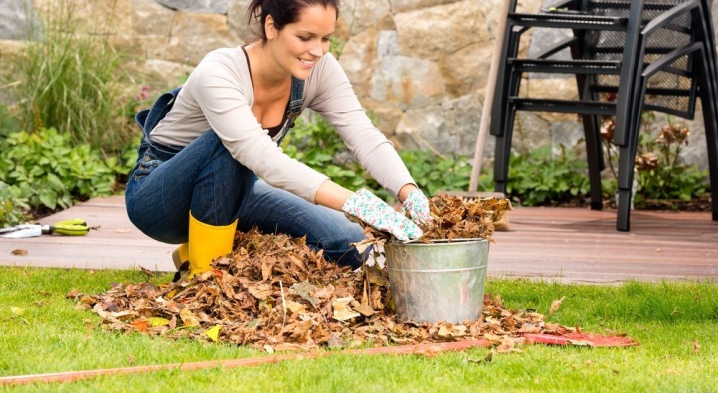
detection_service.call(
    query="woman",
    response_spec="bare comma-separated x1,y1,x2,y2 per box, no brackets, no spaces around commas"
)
125,0,431,278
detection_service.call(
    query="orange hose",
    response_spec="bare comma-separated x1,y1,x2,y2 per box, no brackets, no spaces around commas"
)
1,339,490,386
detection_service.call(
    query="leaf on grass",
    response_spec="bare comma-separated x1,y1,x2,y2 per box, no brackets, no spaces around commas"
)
693,338,701,353
495,336,524,353
549,296,566,316
11,306,24,316
205,325,221,342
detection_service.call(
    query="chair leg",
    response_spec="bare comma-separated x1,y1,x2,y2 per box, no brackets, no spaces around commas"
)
492,106,518,195
696,54,718,222
615,94,645,232
582,114,604,210
616,140,638,231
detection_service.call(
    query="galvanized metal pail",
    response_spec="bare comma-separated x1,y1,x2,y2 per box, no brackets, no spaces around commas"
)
384,238,489,324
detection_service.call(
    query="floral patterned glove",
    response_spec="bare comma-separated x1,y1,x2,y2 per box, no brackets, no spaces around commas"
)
342,189,423,241
402,189,433,225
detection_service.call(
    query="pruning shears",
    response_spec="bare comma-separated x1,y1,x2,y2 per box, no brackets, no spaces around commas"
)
0,219,90,238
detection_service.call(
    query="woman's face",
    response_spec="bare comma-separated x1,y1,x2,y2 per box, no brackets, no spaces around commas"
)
267,4,336,80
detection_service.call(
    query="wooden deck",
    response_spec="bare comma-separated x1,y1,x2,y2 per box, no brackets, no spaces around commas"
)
1,196,716,284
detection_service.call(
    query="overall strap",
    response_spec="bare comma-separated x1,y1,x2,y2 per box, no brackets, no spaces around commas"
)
274,77,305,145
135,87,182,135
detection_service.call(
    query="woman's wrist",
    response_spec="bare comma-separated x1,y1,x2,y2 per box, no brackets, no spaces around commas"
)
397,183,419,203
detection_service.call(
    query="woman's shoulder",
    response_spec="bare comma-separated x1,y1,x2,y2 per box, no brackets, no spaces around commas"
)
198,46,248,70
188,46,251,87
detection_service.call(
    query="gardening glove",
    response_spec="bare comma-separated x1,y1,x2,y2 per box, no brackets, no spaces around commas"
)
401,189,433,226
342,189,423,241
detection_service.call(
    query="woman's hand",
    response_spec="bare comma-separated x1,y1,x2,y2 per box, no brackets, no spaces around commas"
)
342,189,423,241
401,188,433,226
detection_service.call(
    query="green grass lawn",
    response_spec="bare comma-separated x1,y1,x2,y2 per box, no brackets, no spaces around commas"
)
1,267,716,392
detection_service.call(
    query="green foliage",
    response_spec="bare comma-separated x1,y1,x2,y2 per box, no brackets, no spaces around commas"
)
0,181,29,227
0,103,21,139
601,114,709,207
329,36,347,59
0,128,119,213
7,0,134,153
507,144,591,206
283,115,384,196
633,123,709,206
397,149,480,196
283,115,478,201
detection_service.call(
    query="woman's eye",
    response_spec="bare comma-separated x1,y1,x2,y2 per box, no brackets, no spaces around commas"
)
299,36,311,42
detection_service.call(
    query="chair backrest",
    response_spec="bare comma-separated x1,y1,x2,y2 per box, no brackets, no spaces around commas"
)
582,0,698,118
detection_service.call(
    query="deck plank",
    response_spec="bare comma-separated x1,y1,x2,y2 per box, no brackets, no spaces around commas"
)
1,196,716,284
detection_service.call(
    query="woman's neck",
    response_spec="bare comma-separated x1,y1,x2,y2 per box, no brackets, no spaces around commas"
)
244,42,291,90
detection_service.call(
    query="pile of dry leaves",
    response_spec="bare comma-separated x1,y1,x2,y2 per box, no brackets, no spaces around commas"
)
69,194,575,352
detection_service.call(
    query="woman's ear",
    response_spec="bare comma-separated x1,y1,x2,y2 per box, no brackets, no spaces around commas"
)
265,15,276,40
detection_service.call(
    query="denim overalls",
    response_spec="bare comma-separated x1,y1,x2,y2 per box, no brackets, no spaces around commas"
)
125,78,367,269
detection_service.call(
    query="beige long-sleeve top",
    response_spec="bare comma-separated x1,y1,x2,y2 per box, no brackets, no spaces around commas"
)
150,46,415,203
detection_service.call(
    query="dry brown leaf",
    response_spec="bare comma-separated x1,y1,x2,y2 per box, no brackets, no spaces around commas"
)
549,296,566,316
332,297,361,321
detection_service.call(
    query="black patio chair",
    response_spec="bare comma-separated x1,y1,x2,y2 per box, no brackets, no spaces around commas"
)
615,1,718,230
489,0,718,230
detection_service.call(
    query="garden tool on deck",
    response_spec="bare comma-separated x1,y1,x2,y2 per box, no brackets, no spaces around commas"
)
0,219,89,238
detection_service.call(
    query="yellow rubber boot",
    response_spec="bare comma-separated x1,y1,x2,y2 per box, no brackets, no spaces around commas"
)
188,212,237,277
172,243,189,271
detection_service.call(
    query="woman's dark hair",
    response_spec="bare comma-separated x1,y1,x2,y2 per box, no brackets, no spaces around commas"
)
246,0,340,42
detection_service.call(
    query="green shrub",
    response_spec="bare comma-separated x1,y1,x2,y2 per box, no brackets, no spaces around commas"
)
397,149,479,196
601,114,710,207
0,128,119,212
507,144,591,206
7,0,134,153
0,181,29,228
283,115,479,201
0,103,21,139
633,123,709,206
283,115,383,195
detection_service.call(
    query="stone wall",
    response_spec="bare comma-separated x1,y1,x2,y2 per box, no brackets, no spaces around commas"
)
0,0,714,171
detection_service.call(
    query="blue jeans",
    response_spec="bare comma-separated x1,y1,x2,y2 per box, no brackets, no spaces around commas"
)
125,131,367,269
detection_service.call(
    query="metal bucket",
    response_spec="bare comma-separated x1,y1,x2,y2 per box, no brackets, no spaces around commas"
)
384,238,489,324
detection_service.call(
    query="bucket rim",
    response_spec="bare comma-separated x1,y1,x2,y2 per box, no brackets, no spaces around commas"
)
387,237,489,246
